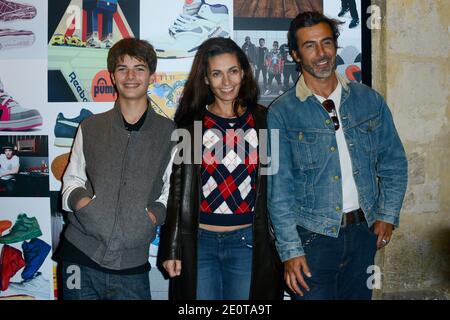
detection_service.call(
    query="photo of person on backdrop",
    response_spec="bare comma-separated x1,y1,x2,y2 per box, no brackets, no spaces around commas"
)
264,40,284,96
0,143,19,194
280,42,299,91
241,36,256,69
267,11,408,300
159,37,284,300
338,0,359,28
0,136,49,198
56,37,176,300
83,0,118,49
254,38,268,92
0,143,19,178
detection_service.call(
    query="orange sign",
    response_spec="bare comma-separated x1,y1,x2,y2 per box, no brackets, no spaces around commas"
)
91,70,117,102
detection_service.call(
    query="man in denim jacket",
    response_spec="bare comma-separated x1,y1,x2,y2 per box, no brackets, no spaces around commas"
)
267,12,407,300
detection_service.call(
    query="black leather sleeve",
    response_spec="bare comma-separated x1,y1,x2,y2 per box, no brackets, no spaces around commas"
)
158,161,183,263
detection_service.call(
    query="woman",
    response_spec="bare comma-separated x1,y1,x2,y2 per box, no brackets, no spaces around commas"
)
159,37,284,300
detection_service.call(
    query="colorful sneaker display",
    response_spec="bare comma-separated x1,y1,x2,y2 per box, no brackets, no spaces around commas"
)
0,214,42,244
54,108,93,147
154,0,230,58
21,238,51,280
0,79,42,131
0,28,35,50
0,0,37,22
0,273,50,300
0,220,12,236
0,244,25,290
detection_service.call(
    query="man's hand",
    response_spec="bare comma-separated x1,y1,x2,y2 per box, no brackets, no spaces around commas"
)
75,197,92,211
162,260,182,277
373,221,394,249
146,209,157,224
284,256,312,296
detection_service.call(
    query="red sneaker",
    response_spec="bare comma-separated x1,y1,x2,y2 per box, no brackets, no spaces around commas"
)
0,244,25,290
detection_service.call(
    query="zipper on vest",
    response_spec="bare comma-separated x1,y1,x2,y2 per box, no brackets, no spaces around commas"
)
101,131,131,264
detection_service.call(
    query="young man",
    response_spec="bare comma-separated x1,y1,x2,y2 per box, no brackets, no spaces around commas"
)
267,12,407,300
58,38,176,300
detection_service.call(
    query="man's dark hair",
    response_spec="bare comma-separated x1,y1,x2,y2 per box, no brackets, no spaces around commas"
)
259,38,265,43
288,11,343,54
107,38,157,74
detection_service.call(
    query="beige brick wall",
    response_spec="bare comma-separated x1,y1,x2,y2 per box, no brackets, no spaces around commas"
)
371,0,449,299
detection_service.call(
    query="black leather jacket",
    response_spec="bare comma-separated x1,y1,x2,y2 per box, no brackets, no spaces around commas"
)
158,105,284,300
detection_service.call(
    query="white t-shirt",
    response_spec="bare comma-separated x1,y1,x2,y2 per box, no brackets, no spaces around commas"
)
314,82,360,213
0,154,20,179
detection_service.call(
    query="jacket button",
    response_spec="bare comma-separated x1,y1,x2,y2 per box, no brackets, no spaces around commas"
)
333,175,340,181
325,119,331,125
332,227,337,233
330,146,336,152
335,206,341,212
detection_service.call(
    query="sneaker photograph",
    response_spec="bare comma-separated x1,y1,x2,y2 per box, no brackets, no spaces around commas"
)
0,28,35,50
0,0,36,22
101,33,114,49
154,0,230,58
0,213,42,244
54,108,93,147
0,273,50,300
0,244,25,291
349,18,360,29
86,33,101,49
21,238,51,280
0,78,42,131
0,220,12,236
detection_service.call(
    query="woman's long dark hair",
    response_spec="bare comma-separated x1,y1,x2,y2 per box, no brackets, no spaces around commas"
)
174,37,259,127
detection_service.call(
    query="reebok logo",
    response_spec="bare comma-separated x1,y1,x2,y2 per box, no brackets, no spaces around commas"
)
68,72,89,102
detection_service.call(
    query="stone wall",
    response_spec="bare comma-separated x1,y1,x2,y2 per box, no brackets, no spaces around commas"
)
371,0,449,299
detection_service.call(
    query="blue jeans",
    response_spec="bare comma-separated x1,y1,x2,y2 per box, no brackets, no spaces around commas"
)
61,262,151,300
197,226,253,300
292,222,377,300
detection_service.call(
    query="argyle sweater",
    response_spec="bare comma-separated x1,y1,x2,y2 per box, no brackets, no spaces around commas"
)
200,108,258,226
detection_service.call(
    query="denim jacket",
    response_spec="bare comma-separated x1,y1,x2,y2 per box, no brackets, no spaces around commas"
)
267,73,408,262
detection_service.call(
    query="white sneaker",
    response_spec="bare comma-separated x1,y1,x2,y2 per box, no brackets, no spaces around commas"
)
101,33,114,49
0,273,51,300
86,34,101,49
0,78,43,131
154,1,230,58
0,28,35,50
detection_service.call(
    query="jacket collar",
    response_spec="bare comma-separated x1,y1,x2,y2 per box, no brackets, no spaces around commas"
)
295,71,349,102
112,98,156,132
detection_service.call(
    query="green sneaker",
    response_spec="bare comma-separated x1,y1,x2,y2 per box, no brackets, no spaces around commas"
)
0,213,42,244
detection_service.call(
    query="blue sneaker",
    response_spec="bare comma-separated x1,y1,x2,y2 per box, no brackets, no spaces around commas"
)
21,238,51,281
54,108,93,147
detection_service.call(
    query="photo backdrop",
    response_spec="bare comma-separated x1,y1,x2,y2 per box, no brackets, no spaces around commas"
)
0,0,370,300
